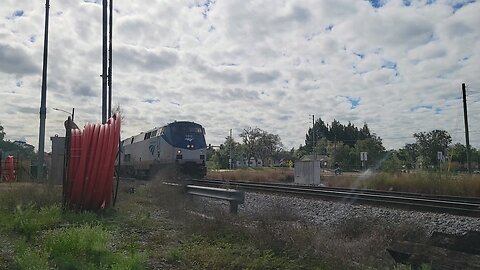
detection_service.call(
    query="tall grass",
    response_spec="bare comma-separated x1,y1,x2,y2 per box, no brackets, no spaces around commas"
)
208,168,294,183
164,234,302,270
208,169,480,197
170,200,428,269
45,224,145,270
15,244,50,270
359,173,480,197
0,183,61,212
0,183,147,269
11,204,62,239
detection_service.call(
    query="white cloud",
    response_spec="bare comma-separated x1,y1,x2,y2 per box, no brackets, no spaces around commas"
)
0,0,479,154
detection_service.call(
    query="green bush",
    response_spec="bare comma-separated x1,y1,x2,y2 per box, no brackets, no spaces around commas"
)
10,204,61,239
0,184,60,212
46,224,145,270
165,235,302,270
61,210,99,225
15,244,49,270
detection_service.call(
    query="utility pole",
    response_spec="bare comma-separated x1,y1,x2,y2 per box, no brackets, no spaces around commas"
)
108,0,113,118
462,83,472,174
37,0,50,181
229,129,233,169
312,115,316,160
102,0,108,123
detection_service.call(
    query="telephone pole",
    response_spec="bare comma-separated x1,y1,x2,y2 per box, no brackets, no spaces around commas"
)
37,0,50,181
312,115,316,160
102,0,108,123
108,0,113,118
229,129,233,169
462,83,472,174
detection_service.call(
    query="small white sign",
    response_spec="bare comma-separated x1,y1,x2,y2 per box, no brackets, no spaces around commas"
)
437,151,443,161
360,152,368,161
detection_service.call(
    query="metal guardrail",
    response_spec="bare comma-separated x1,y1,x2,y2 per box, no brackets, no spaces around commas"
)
185,185,245,214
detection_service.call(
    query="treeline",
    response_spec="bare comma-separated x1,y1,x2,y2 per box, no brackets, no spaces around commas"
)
0,124,37,160
209,127,292,169
390,130,480,172
303,119,375,150
296,118,385,170
209,118,480,172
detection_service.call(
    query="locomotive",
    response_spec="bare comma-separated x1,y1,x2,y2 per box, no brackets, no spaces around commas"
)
118,121,207,178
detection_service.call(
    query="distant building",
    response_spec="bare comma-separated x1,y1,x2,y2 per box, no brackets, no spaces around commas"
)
236,157,263,168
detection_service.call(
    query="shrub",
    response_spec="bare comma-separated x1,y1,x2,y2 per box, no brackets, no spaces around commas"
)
0,184,60,212
15,245,49,270
46,224,145,270
164,235,301,270
61,210,99,225
10,204,61,239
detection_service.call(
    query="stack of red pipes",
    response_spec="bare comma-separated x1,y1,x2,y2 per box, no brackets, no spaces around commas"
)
1,156,16,182
66,113,121,210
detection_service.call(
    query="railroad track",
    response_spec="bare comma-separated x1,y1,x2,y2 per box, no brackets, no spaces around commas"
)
189,178,480,217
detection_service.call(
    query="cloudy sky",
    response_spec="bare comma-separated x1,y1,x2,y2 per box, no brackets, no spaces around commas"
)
1,0,479,152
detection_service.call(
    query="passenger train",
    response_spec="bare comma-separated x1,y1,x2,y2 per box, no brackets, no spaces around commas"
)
118,121,207,178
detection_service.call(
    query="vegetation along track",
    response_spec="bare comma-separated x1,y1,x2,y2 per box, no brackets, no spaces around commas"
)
189,178,480,217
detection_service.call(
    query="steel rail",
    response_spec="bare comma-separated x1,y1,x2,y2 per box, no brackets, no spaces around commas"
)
192,178,480,204
190,178,480,216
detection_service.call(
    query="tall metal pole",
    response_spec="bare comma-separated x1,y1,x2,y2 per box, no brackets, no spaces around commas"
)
108,0,113,118
37,0,50,181
462,83,472,174
102,0,108,123
312,115,315,160
229,129,232,169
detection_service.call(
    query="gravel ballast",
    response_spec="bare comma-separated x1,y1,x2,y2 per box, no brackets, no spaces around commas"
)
198,191,480,235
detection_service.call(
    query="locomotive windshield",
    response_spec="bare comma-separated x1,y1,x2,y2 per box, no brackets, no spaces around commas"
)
163,122,207,149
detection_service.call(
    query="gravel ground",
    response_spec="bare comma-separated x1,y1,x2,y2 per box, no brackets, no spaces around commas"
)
198,191,480,235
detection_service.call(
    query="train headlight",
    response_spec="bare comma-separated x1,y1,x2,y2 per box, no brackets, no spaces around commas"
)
177,150,182,154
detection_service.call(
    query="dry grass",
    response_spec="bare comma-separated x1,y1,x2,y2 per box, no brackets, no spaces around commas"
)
207,168,294,183
180,197,428,269
359,173,480,197
208,168,480,197
0,183,61,211
0,179,436,269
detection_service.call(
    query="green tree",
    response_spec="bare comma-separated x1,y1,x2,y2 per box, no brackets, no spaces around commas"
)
210,136,246,169
396,143,419,169
240,127,262,166
257,132,283,166
327,143,351,168
449,143,467,164
413,130,452,167
380,150,402,173
0,124,36,160
305,118,329,152
0,124,5,141
313,137,329,156
239,127,283,166
353,137,386,168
